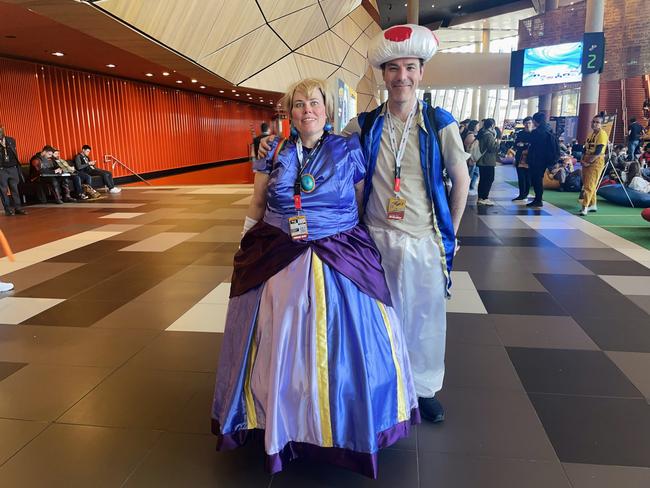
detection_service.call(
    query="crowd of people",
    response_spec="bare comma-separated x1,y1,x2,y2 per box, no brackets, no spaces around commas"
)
0,125,121,216
457,111,650,214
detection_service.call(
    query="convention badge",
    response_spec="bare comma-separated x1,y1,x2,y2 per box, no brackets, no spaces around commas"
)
387,197,407,220
288,215,309,240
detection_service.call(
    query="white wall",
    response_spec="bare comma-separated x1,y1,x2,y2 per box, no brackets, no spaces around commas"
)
420,53,511,88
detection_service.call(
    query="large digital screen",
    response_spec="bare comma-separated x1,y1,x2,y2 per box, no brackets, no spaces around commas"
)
522,42,583,87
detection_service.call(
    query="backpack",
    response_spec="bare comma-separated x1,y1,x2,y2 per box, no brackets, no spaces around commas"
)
547,131,561,168
469,137,484,163
82,184,101,199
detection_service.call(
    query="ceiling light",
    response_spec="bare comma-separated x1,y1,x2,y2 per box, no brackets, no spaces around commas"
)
248,97,252,99
457,4,461,9
235,94,240,96
232,89,237,93
176,80,183,84
200,85,206,89
246,93,250,96
106,64,116,68
162,72,170,76
52,52,64,57
191,79,198,83
218,90,224,93
145,73,153,77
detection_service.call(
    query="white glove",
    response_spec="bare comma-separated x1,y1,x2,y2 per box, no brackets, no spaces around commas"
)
241,216,258,238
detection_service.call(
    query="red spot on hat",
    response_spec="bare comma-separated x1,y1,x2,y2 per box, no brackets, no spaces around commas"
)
384,26,412,42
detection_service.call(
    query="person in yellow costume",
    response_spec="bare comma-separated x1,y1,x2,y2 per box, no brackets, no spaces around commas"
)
579,115,609,215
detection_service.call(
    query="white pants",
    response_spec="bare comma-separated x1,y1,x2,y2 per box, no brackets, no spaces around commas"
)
368,226,447,398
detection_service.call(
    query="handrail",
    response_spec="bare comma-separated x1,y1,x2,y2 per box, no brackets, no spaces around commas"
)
103,155,152,186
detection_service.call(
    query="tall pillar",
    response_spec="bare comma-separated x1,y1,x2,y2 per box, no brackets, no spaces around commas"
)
471,88,479,120
478,24,490,120
527,97,537,116
551,92,562,116
406,0,419,24
577,0,605,143
537,0,559,115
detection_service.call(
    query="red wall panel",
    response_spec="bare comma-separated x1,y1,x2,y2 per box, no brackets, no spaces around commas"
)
0,56,273,178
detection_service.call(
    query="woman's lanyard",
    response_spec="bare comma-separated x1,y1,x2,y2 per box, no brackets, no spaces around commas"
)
386,101,418,197
293,134,325,211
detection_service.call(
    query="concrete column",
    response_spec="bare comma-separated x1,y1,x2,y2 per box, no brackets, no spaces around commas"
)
537,0,560,115
471,88,479,120
461,88,470,120
551,91,562,117
577,0,605,143
478,23,490,120
527,97,538,116
406,0,419,24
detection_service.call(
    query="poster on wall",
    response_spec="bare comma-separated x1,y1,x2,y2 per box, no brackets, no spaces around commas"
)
335,79,358,133
549,116,579,142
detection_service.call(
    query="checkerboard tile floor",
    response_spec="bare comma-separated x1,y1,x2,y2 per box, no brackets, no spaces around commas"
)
0,170,649,487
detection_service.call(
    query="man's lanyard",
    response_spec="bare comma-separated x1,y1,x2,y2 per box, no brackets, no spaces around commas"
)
386,101,418,196
293,134,325,211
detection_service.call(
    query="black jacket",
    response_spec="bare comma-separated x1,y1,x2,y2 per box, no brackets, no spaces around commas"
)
0,136,20,168
514,130,530,167
521,123,554,169
73,152,92,172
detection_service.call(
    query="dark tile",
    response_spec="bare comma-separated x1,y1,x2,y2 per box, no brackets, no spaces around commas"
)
529,394,650,467
456,236,503,246
0,419,48,465
0,361,27,381
0,424,161,487
477,207,551,216
445,343,523,391
573,316,650,353
417,387,557,460
563,463,650,488
499,236,557,247
507,348,642,397
91,300,196,330
446,313,502,345
150,219,221,232
477,290,567,316
58,367,213,430
271,448,418,487
21,299,129,327
419,452,572,488
44,240,128,263
122,432,272,488
493,228,543,238
578,260,650,276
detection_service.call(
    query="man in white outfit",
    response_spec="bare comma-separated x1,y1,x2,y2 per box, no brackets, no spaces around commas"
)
342,24,469,422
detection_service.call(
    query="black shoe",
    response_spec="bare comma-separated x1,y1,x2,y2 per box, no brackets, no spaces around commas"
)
526,201,543,208
418,396,445,423
63,197,77,203
54,199,64,204
512,196,526,201
4,209,15,216
14,208,27,215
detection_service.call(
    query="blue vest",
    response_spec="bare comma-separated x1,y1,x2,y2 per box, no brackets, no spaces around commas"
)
358,101,457,291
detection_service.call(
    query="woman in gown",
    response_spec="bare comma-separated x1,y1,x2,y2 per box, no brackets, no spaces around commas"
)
211,78,419,478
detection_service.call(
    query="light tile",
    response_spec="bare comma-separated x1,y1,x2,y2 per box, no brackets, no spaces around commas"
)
479,215,530,229
537,229,607,248
99,212,145,219
199,282,231,304
491,314,599,350
231,195,252,205
119,232,199,252
518,216,576,229
0,297,64,324
599,275,650,296
605,351,650,400
562,463,650,488
447,289,488,314
166,303,228,333
449,271,476,291
92,224,142,233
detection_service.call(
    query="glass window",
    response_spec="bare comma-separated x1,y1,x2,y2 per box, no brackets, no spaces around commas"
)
489,36,519,53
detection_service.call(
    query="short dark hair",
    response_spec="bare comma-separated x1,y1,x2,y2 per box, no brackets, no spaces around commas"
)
42,145,55,152
260,123,269,133
532,112,546,125
483,118,496,129
630,118,636,123
82,145,91,151
380,58,424,72
523,116,533,123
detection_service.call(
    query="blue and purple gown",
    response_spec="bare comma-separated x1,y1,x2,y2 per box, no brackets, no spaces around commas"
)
211,133,419,478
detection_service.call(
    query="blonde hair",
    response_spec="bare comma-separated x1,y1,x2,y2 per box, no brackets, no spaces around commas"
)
281,78,334,124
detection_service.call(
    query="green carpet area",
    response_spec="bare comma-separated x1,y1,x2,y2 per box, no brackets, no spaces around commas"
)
506,181,650,250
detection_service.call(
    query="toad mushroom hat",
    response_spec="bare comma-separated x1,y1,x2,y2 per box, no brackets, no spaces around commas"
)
368,24,439,69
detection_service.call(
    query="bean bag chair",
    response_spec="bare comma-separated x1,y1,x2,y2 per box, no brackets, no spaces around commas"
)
597,184,650,208
642,208,650,222
599,178,617,188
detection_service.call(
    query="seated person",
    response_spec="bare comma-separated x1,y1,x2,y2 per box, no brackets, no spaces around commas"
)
544,157,574,190
625,162,650,193
640,143,650,166
571,139,583,161
608,145,629,182
52,149,88,200
73,145,121,193
29,145,68,204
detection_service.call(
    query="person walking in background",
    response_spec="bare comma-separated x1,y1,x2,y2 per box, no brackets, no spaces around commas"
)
476,118,499,206
0,125,27,216
627,118,645,161
462,120,480,194
579,115,609,215
512,116,533,201
252,122,270,159
522,112,557,208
